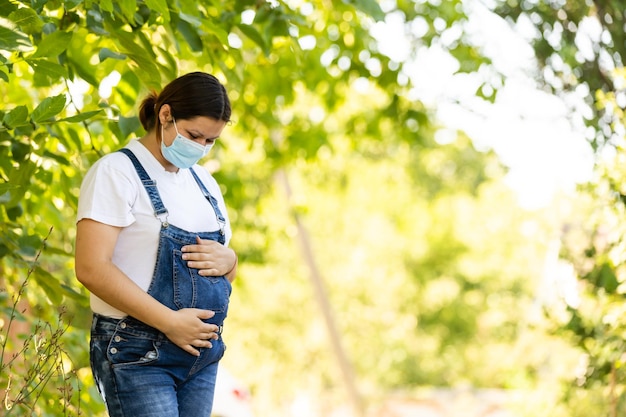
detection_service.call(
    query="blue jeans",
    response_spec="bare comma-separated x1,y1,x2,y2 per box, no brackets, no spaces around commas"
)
90,314,226,417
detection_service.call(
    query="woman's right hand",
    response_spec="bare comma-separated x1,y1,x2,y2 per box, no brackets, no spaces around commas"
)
161,308,221,356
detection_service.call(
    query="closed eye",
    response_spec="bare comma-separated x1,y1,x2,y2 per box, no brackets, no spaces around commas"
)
187,130,217,145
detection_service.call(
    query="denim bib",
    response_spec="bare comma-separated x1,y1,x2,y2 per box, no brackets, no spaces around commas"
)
118,148,231,328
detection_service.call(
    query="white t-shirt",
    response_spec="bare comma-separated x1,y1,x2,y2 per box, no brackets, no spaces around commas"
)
76,139,232,318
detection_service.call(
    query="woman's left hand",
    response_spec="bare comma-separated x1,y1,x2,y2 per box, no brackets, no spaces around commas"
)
181,236,237,277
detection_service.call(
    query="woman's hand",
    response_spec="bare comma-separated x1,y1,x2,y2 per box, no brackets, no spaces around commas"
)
181,236,237,278
161,308,221,356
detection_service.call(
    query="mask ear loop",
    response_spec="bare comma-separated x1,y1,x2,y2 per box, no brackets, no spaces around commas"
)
157,105,173,145
160,118,173,147
160,118,178,153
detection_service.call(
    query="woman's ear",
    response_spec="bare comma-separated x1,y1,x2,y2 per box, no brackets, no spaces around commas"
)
158,104,172,125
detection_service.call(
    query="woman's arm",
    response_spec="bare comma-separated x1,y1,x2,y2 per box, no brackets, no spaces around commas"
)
75,218,221,356
224,254,238,283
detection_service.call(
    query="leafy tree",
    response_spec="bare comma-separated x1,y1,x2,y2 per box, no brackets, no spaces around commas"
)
491,1,626,415
0,0,570,416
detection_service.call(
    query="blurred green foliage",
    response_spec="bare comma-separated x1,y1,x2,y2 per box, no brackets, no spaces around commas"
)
0,0,611,416
492,1,626,415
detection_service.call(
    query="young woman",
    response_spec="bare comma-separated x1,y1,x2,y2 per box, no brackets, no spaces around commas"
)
75,72,237,417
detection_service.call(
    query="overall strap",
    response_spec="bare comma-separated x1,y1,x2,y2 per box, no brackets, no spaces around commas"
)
118,148,169,225
189,167,226,235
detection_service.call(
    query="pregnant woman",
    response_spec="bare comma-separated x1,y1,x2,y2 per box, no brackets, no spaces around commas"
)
75,71,238,417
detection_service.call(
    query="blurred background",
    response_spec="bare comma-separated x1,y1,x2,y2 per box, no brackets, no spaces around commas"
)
1,0,626,416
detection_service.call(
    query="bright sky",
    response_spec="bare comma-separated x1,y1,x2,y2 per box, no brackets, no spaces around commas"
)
372,0,596,210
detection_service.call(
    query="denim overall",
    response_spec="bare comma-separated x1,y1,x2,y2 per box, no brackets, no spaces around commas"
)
90,148,231,417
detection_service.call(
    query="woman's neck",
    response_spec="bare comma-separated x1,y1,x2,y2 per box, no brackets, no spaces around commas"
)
138,132,178,173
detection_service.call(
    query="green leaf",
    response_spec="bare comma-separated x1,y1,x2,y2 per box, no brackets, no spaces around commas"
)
237,24,269,55
157,46,177,78
178,11,203,27
145,0,170,21
31,95,67,123
65,54,99,87
98,47,127,62
176,18,203,52
3,105,29,129
0,182,21,195
60,283,85,301
599,263,618,293
100,0,114,12
63,0,83,9
31,130,49,148
265,14,289,38
14,123,35,137
11,141,30,161
111,29,160,87
0,1,18,18
8,7,43,34
32,266,63,305
0,21,31,51
254,4,272,23
6,203,22,220
4,159,37,205
204,22,229,46
349,0,385,21
59,110,103,123
119,115,141,138
118,0,137,22
65,126,84,150
42,149,70,165
31,31,73,58
26,59,68,80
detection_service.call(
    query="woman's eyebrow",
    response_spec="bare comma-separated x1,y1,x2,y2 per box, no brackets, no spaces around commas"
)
186,128,220,141
186,128,204,136
187,129,209,138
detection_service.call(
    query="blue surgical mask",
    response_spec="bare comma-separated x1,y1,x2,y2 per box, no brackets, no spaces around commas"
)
160,119,213,169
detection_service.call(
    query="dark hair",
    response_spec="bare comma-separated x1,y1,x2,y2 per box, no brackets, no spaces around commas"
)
138,72,231,131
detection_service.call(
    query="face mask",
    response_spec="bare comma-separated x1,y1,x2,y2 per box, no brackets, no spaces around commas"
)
161,119,213,169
